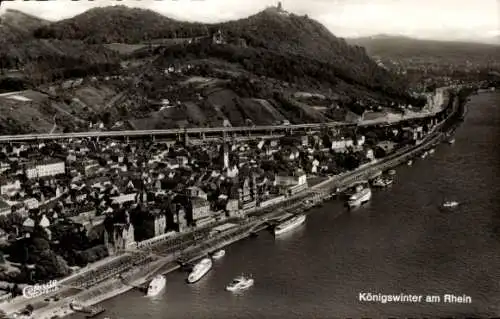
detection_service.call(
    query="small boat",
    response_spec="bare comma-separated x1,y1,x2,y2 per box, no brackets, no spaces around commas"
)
347,187,372,208
70,301,84,311
274,214,306,235
212,250,225,260
421,151,428,159
372,177,393,188
226,275,254,292
187,258,213,283
407,160,413,166
146,275,166,297
387,169,396,175
443,201,459,208
429,148,435,154
448,138,455,144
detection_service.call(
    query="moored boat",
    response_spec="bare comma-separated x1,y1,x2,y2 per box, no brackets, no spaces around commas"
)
212,249,225,260
347,187,372,208
407,160,413,166
70,301,84,311
146,275,166,297
372,177,393,188
274,214,306,235
187,258,213,283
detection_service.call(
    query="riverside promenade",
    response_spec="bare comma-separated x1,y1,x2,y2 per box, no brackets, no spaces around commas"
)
3,88,465,319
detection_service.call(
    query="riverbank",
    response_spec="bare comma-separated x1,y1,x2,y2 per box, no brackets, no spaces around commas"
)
95,91,500,319
7,89,468,319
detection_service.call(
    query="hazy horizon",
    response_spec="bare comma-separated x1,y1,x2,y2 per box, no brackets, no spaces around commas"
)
1,0,499,43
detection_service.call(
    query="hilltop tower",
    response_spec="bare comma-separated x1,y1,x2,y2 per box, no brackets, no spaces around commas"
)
277,1,283,11
212,29,225,45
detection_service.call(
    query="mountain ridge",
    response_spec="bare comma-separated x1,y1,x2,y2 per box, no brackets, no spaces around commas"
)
346,34,500,62
0,6,429,134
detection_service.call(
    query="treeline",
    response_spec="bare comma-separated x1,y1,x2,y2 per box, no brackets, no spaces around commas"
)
0,77,28,93
158,42,419,103
24,60,120,85
32,6,211,44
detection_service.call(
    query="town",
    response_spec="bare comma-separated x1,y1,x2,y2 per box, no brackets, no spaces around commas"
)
0,87,453,303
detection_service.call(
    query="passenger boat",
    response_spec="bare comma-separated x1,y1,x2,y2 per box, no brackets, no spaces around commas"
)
347,187,372,208
442,201,459,208
187,258,213,283
448,138,455,144
429,148,435,154
212,249,225,260
407,160,413,166
226,275,254,292
274,214,306,235
146,275,166,297
69,301,84,311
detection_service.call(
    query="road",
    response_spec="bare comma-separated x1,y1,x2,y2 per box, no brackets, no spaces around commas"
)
0,106,451,143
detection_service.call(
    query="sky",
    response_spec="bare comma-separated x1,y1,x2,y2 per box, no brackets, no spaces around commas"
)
1,0,499,41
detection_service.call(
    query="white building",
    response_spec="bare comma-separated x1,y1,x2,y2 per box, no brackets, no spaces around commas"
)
111,193,137,205
23,198,39,210
26,160,66,179
331,138,354,151
274,170,307,186
0,179,21,195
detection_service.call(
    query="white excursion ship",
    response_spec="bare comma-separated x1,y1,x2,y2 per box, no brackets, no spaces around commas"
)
187,258,213,283
443,201,459,208
274,214,306,235
147,275,166,297
226,275,254,292
212,249,225,260
69,300,84,311
347,186,372,208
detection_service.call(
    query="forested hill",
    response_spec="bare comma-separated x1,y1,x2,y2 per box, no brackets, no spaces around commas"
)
32,6,410,96
32,6,209,43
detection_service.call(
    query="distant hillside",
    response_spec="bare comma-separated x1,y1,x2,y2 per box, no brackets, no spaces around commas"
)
33,6,209,43
33,6,409,96
0,9,120,85
0,9,48,46
347,35,499,62
0,6,430,134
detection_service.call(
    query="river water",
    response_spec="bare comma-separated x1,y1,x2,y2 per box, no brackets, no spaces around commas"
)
72,92,500,319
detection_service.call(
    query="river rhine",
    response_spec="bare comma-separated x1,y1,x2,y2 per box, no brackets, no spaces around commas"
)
72,92,500,318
